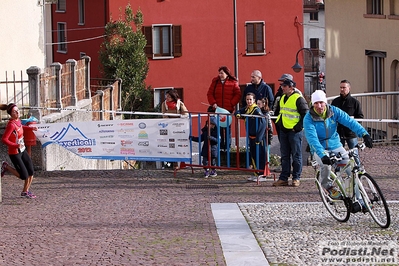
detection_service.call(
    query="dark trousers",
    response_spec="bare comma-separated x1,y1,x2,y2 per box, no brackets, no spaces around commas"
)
278,130,303,181
249,137,266,175
220,126,231,151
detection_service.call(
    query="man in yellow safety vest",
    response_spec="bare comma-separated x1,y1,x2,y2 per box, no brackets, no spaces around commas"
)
273,79,309,187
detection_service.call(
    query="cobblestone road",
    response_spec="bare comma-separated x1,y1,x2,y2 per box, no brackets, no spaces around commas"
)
0,145,398,265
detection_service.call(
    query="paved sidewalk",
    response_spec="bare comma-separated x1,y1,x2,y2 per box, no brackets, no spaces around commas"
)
0,145,398,265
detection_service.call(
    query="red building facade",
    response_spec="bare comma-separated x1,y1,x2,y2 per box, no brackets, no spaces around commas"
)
51,0,304,114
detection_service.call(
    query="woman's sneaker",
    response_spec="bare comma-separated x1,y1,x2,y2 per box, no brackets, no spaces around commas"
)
204,169,210,178
1,161,8,177
21,191,36,199
27,191,37,198
209,169,217,177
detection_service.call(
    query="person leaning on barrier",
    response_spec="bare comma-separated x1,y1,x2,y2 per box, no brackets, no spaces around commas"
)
257,97,273,181
161,89,188,118
257,97,273,147
161,89,188,169
273,79,309,187
303,90,373,199
235,92,267,181
331,79,364,166
190,116,219,178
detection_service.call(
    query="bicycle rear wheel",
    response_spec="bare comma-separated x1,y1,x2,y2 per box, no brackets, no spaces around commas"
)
315,171,350,222
357,173,391,228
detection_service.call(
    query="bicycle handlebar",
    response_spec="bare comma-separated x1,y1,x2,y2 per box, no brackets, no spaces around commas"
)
327,143,365,164
311,143,366,168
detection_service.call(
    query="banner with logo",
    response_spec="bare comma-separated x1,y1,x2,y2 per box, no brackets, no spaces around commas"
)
35,118,191,162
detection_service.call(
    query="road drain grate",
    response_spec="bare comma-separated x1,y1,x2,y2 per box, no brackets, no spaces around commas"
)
186,184,219,189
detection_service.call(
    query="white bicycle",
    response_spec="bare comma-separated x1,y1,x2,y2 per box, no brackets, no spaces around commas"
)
314,143,391,228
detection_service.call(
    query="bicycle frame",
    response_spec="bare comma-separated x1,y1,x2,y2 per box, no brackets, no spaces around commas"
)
333,150,361,200
314,143,391,228
313,146,364,211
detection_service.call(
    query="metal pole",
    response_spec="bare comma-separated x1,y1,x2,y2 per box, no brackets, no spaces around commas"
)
233,0,240,140
233,0,238,80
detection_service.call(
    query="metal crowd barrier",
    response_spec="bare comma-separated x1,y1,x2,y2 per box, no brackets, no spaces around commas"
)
176,111,276,184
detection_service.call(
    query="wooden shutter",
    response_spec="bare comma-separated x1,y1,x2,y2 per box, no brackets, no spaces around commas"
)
173,25,182,57
143,26,153,58
175,88,183,101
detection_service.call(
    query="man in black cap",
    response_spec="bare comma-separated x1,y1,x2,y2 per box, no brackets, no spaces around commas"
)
272,74,298,173
273,79,308,187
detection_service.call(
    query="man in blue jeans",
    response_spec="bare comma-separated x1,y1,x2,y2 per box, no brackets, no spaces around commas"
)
273,79,309,187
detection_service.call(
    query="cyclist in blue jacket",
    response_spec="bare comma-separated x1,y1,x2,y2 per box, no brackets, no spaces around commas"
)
303,90,373,199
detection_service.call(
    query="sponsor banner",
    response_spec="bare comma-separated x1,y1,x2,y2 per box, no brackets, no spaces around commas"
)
319,240,397,265
35,118,191,161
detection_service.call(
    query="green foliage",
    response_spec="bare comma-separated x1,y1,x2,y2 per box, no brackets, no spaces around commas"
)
269,154,281,166
99,4,151,118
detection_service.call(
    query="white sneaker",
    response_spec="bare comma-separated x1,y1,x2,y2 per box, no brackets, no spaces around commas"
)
258,176,267,182
247,176,267,182
247,176,257,182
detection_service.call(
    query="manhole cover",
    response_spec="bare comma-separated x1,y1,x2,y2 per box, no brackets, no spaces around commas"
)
186,184,219,189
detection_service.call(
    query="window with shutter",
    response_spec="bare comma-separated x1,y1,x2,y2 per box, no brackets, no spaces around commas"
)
310,11,319,21
142,24,182,59
57,0,66,12
153,25,171,56
57,22,67,53
365,50,386,92
78,0,85,25
245,22,265,55
310,38,319,49
367,0,383,15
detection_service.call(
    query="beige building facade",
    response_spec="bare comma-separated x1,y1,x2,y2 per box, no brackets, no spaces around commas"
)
325,0,399,141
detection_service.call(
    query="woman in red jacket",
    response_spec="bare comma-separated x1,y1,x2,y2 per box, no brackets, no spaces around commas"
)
207,66,241,151
1,103,37,199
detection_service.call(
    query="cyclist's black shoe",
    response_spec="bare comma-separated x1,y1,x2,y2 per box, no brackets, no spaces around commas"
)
358,199,372,213
351,201,362,213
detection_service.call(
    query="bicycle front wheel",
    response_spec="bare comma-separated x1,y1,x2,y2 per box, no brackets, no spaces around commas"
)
357,173,391,228
315,172,350,222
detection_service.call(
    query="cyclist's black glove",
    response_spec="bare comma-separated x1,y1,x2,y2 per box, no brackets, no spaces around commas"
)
321,155,331,165
363,135,373,148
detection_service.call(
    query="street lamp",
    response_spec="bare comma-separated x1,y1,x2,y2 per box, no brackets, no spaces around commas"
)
292,47,320,91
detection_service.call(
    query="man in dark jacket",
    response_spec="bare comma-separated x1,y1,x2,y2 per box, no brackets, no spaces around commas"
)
241,70,274,110
331,79,364,165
